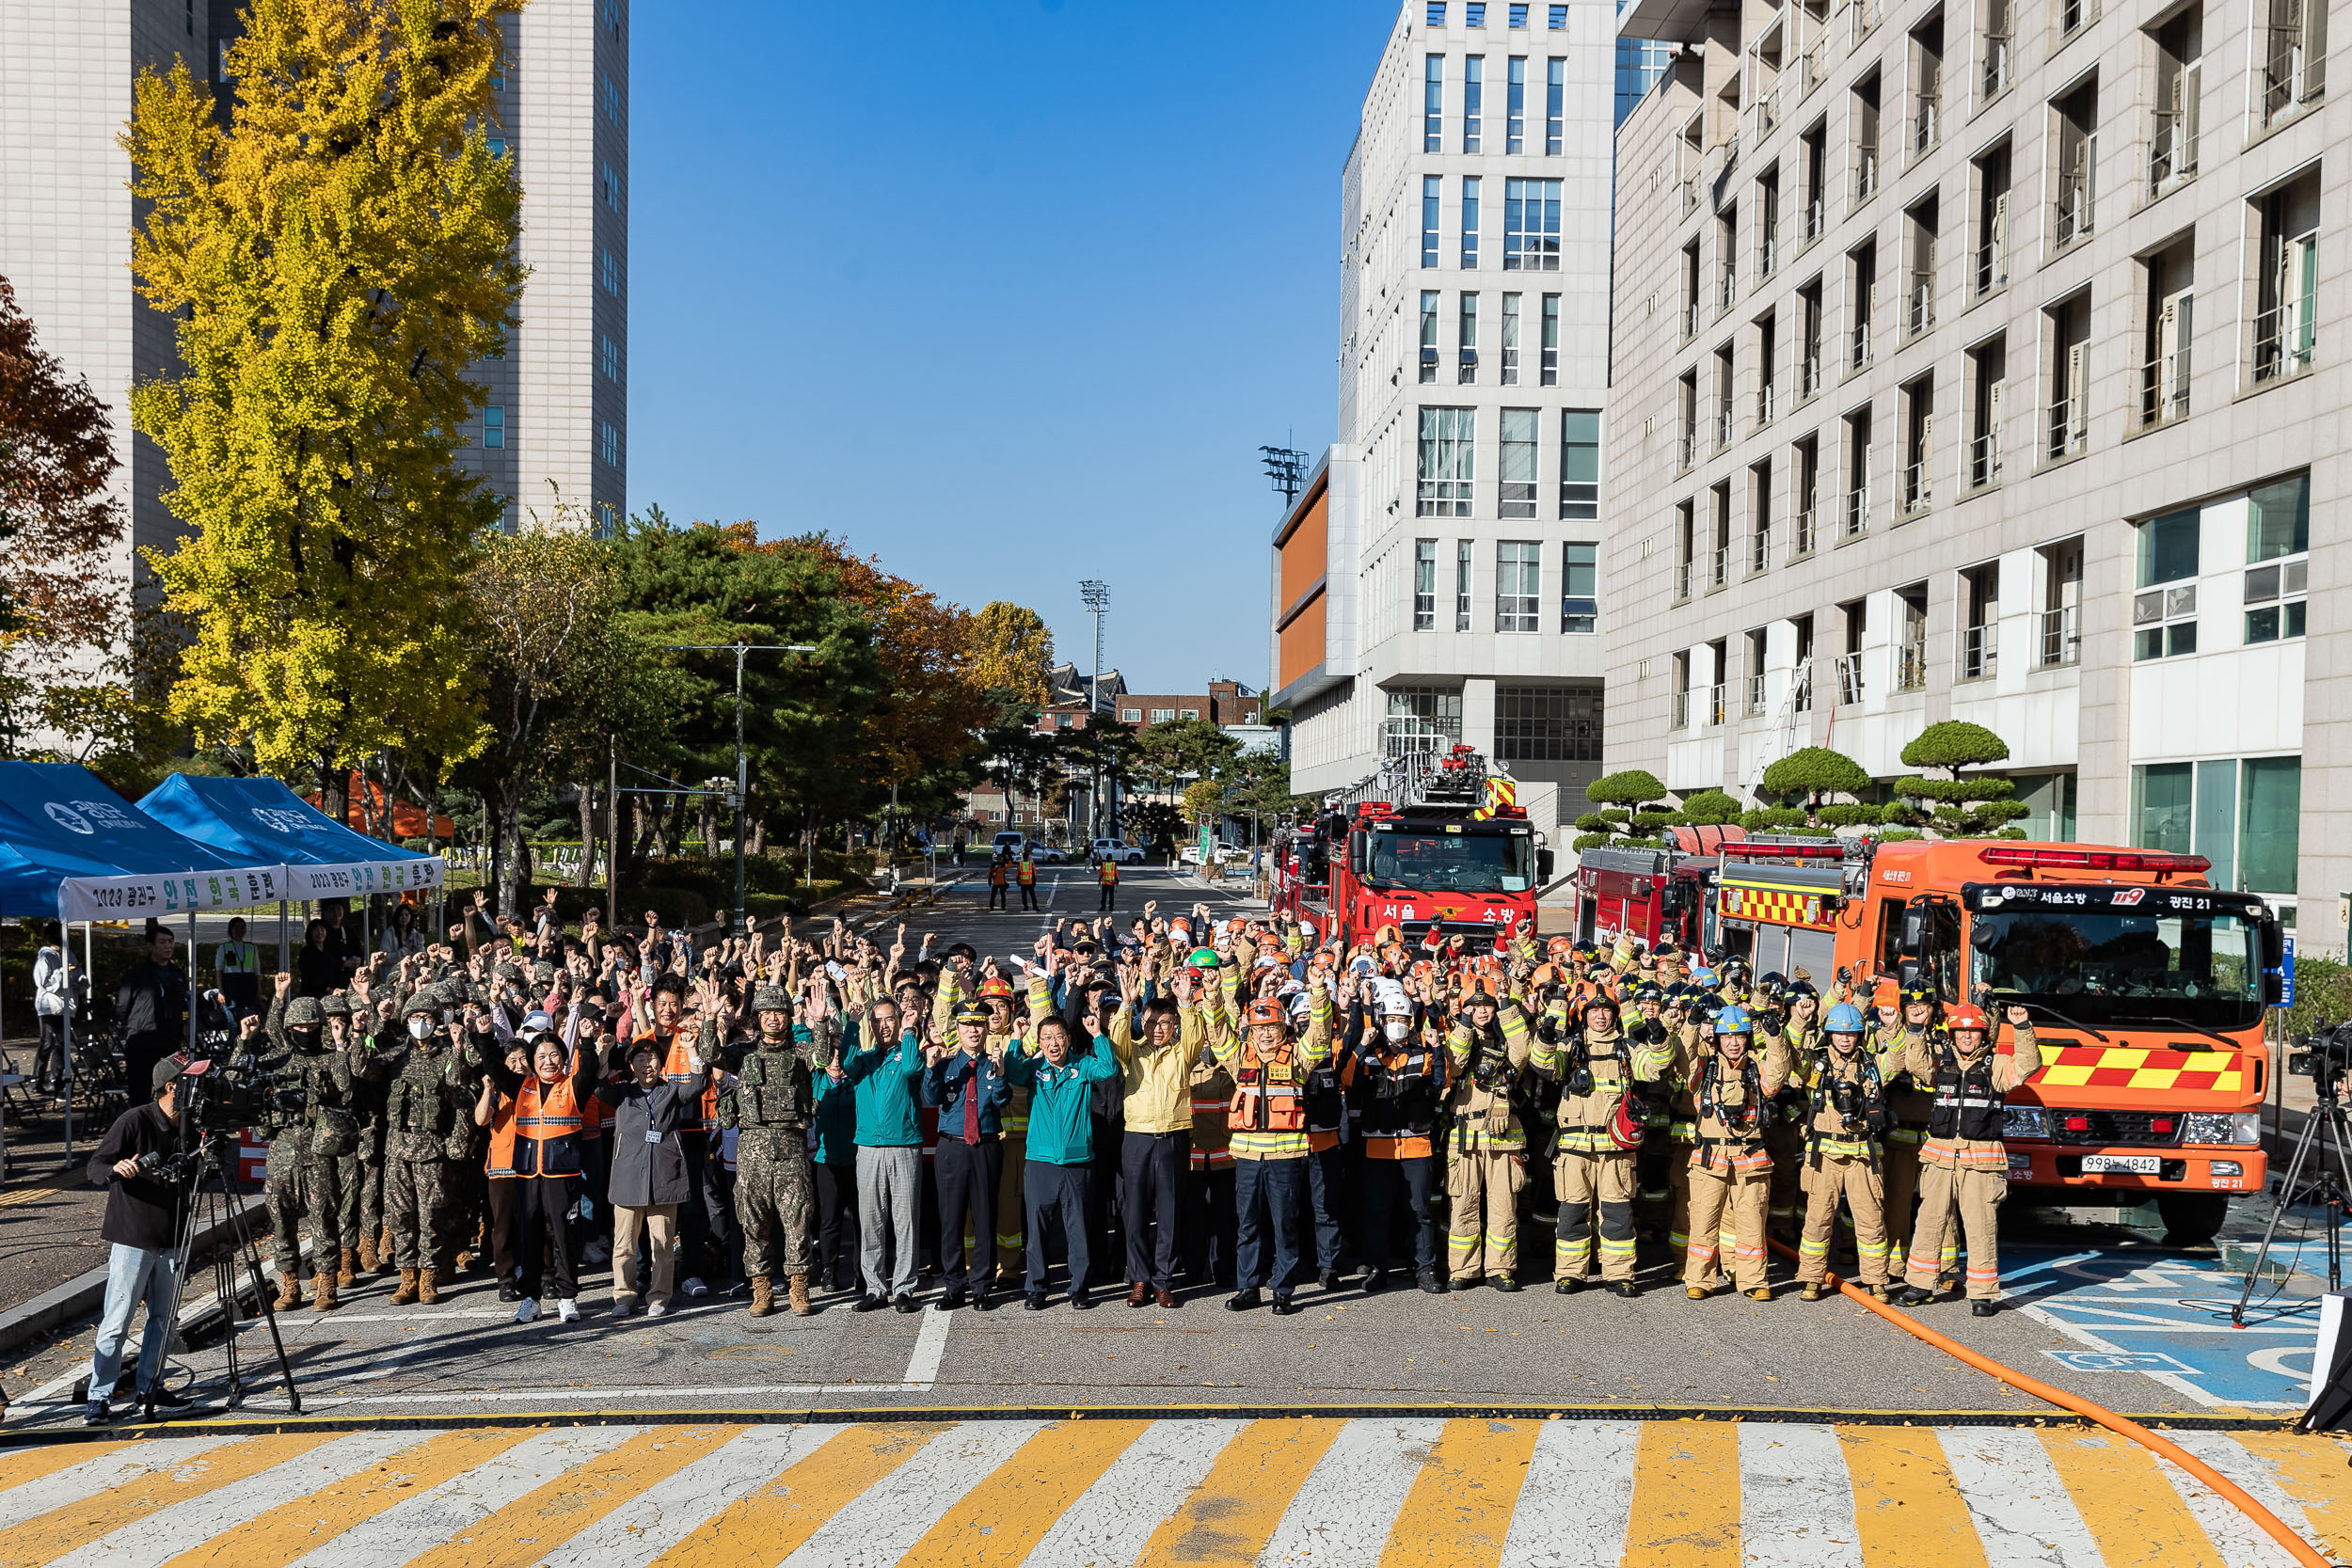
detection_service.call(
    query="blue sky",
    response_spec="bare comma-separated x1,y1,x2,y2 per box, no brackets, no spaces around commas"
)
627,1,1394,694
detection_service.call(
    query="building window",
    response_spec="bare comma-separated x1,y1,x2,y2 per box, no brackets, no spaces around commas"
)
486,136,507,159
2260,0,2328,125
1420,291,1440,382
1460,175,1481,268
2255,177,2320,384
600,334,620,382
1181,707,1200,720
1417,406,1475,516
1457,292,1479,382
1386,688,1464,757
1561,542,1597,632
1560,408,1599,519
1456,539,1473,629
1463,55,1484,151
2134,757,2302,895
2046,293,2090,461
1497,686,1601,761
602,160,621,211
1497,541,1542,631
602,247,621,294
602,69,621,124
2134,506,2199,658
600,419,621,468
1151,709,1176,723
595,500,618,537
1506,56,1527,151
1414,539,1438,630
1427,1,1447,21
1503,179,1562,270
1467,1,1486,22
1422,175,1441,268
1501,293,1521,384
2051,81,2097,250
1501,408,1538,517
1120,707,1141,722
1425,55,1444,152
1549,4,1567,28
603,0,622,40
1511,2,1530,24
1546,56,1565,152
484,405,505,449
2245,475,2310,642
1540,293,1559,384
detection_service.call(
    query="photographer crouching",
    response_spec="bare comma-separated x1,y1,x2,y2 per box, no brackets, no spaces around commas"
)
82,1057,203,1425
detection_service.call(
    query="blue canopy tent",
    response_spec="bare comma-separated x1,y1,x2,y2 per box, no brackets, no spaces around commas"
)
0,762,283,1156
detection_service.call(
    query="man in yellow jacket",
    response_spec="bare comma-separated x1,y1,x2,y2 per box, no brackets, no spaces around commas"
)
1108,956,1203,1307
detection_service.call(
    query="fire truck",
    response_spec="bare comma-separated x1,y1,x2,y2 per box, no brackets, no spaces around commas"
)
1573,829,1848,970
1843,837,2282,1243
1277,745,1554,947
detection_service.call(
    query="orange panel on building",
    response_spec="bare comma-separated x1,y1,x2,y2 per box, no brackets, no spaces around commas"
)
1279,594,1327,689
1277,484,1327,610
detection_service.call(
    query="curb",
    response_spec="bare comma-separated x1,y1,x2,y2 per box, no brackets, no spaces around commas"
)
0,1194,273,1360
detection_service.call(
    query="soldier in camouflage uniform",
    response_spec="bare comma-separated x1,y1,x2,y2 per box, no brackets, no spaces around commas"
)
319,993,368,1287
371,993,472,1305
720,983,833,1317
262,975,359,1311
342,991,396,1275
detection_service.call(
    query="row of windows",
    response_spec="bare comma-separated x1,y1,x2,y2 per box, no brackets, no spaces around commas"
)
1417,292,1568,385
1425,4,1572,33
1386,682,1602,764
1416,405,1600,518
1423,54,1570,154
2134,755,2301,895
2134,477,2310,658
600,419,623,469
1410,539,1598,634
1420,177,1565,270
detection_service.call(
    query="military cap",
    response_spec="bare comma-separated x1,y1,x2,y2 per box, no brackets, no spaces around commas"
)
320,993,351,1018
403,992,439,1019
953,1001,991,1027
284,996,325,1026
752,984,791,1013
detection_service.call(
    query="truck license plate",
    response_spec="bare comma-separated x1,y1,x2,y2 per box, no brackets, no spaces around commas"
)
2080,1154,2161,1176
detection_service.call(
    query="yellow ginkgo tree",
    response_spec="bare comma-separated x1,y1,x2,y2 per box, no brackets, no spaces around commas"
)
122,0,527,804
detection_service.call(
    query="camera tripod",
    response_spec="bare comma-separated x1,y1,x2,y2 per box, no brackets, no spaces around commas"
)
142,1131,303,1418
2231,1060,2352,1327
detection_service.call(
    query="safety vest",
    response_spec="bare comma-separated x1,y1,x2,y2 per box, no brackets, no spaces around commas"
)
1098,861,1118,886
1927,1046,2004,1141
513,1074,586,1179
989,863,1008,887
486,1094,521,1179
217,940,259,976
644,1030,713,1132
1230,1037,1305,1133
1358,1043,1440,1141
1018,859,1036,886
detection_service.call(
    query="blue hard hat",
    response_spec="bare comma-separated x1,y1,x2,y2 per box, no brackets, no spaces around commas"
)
1691,965,1718,986
1825,1003,1867,1035
1714,1005,1752,1036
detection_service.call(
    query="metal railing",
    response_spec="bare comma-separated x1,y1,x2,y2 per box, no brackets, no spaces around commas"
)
1793,505,1817,556
1800,41,1826,97
1744,672,1768,716
1714,405,1738,448
1851,0,1881,41
1710,544,1731,588
1844,483,1868,537
1982,35,2010,99
1912,97,1939,157
1976,232,2009,295
1901,456,1931,515
2053,182,2092,248
1854,150,1879,201
1969,430,2002,489
1836,650,1866,705
1679,430,1698,469
1683,299,1703,339
1707,682,1727,726
2149,108,2198,192
2260,30,2322,123
1718,267,1739,314
1805,197,1826,244
1851,321,1872,369
2046,396,2087,459
1756,222,1781,280
1959,624,1997,681
1756,382,1777,427
1675,560,1695,601
1908,277,1934,337
2253,301,2316,384
1750,88,1782,142
2038,605,2081,668
1800,351,1822,400
2141,349,2191,425
1897,638,1928,689
1750,529,1772,573
1672,689,1692,727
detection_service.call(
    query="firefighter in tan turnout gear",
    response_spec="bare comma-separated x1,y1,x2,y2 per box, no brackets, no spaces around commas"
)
1532,985,1671,1296
1894,1003,2042,1315
1678,1005,1793,1300
1795,1003,1893,1301
1444,977,1531,1291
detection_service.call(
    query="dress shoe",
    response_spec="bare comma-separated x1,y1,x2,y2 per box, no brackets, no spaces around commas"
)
938,1285,968,1310
1226,1288,1263,1311
1363,1267,1391,1293
1070,1291,1094,1311
852,1293,888,1314
893,1292,919,1313
1270,1294,1303,1316
1318,1267,1342,1291
1127,1281,1152,1308
1025,1292,1049,1311
1153,1287,1178,1308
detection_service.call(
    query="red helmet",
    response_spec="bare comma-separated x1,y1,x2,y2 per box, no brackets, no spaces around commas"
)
1946,1004,1990,1034
1609,1090,1646,1150
977,975,1014,1001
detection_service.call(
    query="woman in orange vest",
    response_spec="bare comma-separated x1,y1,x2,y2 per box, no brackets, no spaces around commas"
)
475,1012,609,1323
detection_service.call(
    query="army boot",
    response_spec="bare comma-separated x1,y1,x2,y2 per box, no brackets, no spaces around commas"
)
377,1228,398,1275
357,1236,377,1273
789,1275,814,1317
275,1274,304,1311
748,1276,776,1317
338,1248,358,1287
418,1267,443,1305
389,1269,420,1307
314,1273,339,1312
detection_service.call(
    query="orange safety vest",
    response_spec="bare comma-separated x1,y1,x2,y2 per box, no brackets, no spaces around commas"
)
486,1095,520,1179
1230,1037,1305,1133
1099,860,1119,886
513,1075,585,1179
643,1030,714,1132
1018,859,1036,886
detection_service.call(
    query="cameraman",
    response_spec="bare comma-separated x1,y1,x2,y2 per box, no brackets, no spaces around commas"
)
82,1058,200,1425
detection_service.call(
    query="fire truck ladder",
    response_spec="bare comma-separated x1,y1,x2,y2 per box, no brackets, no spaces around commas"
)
1325,743,1510,817
1740,669,1812,800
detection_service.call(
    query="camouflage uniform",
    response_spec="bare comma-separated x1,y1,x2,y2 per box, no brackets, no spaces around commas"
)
355,995,474,1279
320,995,373,1268
262,993,359,1295
342,1000,393,1269
721,988,830,1286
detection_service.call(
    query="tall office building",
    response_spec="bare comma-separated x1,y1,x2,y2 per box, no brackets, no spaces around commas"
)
1274,0,1618,832
0,0,626,615
1607,0,2336,942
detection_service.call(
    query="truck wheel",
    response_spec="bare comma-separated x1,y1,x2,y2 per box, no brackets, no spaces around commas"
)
2156,1194,2229,1247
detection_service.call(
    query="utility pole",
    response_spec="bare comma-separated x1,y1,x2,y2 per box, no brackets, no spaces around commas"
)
1079,579,1108,841
661,641,817,927
607,734,618,934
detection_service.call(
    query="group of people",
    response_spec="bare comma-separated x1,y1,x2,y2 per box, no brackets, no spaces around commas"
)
985,846,1121,913
76,888,2039,1337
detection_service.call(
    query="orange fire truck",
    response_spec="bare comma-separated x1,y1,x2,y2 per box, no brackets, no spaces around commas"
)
1838,837,2284,1243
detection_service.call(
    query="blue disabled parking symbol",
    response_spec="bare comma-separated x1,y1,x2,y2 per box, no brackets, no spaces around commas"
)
2003,1246,2318,1411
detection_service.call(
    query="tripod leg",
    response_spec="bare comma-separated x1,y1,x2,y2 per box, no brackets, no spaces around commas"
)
2235,1099,2323,1324
215,1150,304,1416
2323,1104,2352,1292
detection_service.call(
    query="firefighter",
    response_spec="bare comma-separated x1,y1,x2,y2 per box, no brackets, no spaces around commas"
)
1755,975,1820,1242
1895,1004,2042,1315
1873,982,1947,1284
1796,1003,1893,1301
1017,847,1040,911
1680,1006,1792,1300
1442,979,1531,1291
1213,980,1333,1315
1534,987,1670,1296
1344,982,1448,1293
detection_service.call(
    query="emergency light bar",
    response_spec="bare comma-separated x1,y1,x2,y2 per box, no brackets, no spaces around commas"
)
1721,841,1848,860
1976,847,2212,873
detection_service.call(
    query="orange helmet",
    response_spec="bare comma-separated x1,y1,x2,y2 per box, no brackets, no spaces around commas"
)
1529,962,1560,991
1872,979,1900,1008
1548,935,1574,958
1245,998,1288,1029
977,976,1014,1001
1946,1004,1990,1034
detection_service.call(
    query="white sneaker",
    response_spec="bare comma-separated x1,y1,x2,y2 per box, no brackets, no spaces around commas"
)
680,1276,708,1298
610,1297,636,1320
645,1300,669,1318
513,1297,541,1324
556,1298,580,1323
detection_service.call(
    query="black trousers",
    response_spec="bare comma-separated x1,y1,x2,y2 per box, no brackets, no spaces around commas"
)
516,1177,579,1300
486,1175,521,1281
1364,1155,1440,1274
1098,885,1116,911
816,1160,859,1290
1019,882,1039,910
1121,1131,1187,1289
1184,1164,1237,1285
933,1134,1001,1286
1025,1161,1092,1298
989,884,1008,910
123,1031,171,1105
33,1014,65,1089
1306,1143,1350,1274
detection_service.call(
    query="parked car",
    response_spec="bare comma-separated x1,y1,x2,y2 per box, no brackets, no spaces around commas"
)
1177,841,1247,866
1026,843,1069,863
1089,838,1148,864
989,831,1027,858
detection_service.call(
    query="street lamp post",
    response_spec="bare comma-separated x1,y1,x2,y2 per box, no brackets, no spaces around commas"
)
1079,579,1107,841
660,641,816,927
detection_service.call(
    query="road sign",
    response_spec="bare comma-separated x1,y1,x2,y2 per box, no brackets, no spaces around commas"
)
2280,935,2296,1007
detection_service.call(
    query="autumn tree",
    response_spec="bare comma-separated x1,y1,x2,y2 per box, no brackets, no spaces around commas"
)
123,0,525,808
971,601,1056,713
0,277,159,768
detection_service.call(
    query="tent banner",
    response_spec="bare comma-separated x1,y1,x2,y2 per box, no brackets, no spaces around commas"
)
59,863,285,924
279,855,444,898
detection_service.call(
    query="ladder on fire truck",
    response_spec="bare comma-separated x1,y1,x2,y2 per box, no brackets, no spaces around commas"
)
1324,742,1511,817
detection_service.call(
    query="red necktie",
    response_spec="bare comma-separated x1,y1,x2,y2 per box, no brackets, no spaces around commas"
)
963,1057,981,1143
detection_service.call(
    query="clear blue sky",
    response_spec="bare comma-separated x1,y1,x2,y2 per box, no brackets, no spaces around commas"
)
627,1,1393,695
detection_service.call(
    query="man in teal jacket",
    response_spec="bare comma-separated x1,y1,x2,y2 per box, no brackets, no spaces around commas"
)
843,997,927,1313
1005,1015,1120,1310
809,1027,860,1296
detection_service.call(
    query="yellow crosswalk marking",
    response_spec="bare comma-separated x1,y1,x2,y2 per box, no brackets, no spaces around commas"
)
651,1423,933,1568
2040,1428,2227,1568
1132,1418,1344,1568
0,1433,334,1568
898,1418,1149,1566
2235,1431,2352,1561
152,1429,543,1568
1377,1417,1540,1568
401,1423,746,1568
1624,1420,1740,1566
0,1439,130,1495
1838,1425,1990,1568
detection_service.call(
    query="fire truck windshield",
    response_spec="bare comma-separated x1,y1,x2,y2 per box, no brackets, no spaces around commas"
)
1365,828,1533,894
1968,907,2265,1032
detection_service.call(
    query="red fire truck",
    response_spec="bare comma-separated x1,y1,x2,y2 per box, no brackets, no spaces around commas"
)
1278,746,1554,947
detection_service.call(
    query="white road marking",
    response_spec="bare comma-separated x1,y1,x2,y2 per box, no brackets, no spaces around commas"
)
0,1437,236,1531
902,1304,953,1387
2155,1440,2308,1568
2170,1433,2331,1568
1257,1417,1443,1564
1019,1417,1243,1568
1933,1426,2105,1566
533,1424,839,1567
1499,1420,1640,1568
282,1426,638,1568
1740,1422,1862,1568
778,1419,1044,1568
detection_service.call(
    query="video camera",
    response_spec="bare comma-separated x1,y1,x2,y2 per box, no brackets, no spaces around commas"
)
2289,1024,2352,1084
171,1052,298,1135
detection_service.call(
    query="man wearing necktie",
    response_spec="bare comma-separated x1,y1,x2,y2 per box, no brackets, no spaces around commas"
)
924,1002,1012,1311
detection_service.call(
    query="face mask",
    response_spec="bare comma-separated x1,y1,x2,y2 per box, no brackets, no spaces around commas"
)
408,1017,435,1039
1383,1019,1410,1042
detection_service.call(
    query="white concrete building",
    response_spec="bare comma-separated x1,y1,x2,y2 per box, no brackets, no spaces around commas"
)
1607,0,2339,942
1275,0,1622,832
0,0,627,608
